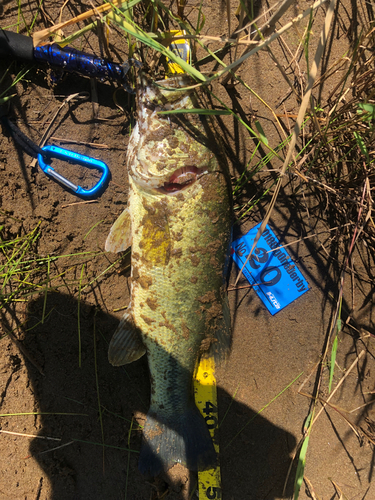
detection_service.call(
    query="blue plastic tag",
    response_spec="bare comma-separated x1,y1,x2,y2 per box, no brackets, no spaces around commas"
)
231,223,309,315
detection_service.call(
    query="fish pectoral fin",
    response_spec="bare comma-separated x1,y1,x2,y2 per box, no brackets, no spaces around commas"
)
108,309,146,365
105,207,132,253
208,292,231,364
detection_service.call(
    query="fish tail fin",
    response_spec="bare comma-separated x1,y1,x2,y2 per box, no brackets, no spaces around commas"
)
138,406,216,476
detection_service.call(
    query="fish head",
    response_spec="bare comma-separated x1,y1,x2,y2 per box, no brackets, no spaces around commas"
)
127,74,220,193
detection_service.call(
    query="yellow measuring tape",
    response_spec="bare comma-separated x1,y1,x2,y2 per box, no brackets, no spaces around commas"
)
165,30,191,75
165,33,222,499
194,357,222,499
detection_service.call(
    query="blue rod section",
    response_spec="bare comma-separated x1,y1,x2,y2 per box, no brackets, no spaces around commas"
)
34,43,125,82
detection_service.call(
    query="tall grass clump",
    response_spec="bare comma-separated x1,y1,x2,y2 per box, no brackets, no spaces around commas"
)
301,24,375,256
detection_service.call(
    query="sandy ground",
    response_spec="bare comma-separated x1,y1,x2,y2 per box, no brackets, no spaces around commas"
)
1,1,374,499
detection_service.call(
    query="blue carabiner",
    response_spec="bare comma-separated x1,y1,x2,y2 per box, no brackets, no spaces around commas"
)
37,145,110,197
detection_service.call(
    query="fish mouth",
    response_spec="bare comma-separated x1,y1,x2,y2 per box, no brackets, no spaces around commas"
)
157,166,206,194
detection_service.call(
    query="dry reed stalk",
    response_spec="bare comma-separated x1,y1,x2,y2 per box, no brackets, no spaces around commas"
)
33,0,127,46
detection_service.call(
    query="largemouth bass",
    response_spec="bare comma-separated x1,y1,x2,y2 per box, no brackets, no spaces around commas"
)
105,74,231,475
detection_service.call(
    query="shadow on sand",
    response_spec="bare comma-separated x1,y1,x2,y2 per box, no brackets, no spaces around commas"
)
10,292,299,499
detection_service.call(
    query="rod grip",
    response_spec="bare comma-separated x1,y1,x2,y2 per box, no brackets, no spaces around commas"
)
0,30,34,61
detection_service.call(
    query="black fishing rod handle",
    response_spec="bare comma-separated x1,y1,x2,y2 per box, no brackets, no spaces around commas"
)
0,30,34,61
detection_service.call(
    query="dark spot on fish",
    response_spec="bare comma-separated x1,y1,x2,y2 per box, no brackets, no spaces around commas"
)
200,336,217,352
174,231,183,241
138,276,153,289
167,136,179,149
181,319,190,340
189,255,200,267
164,147,174,157
179,142,189,154
171,248,183,259
149,373,156,395
143,200,156,215
209,210,220,224
132,251,141,261
198,291,216,304
207,240,222,255
210,255,219,269
146,297,158,311
145,422,163,439
190,276,198,284
132,266,140,280
146,125,169,142
140,314,155,325
159,311,177,334
189,245,206,255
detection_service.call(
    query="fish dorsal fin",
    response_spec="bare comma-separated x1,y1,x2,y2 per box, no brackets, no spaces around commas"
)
105,207,132,253
108,306,146,365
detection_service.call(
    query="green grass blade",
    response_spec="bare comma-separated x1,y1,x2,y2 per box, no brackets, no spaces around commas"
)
124,417,134,500
294,435,310,500
254,119,268,145
83,219,104,241
17,0,31,35
157,108,231,115
0,66,32,99
41,255,50,324
0,412,88,417
218,384,240,429
195,0,205,34
208,88,284,159
29,0,45,32
0,94,16,105
224,372,303,449
329,335,338,393
93,312,105,470
353,131,370,163
71,438,139,453
81,252,130,292
77,264,85,368
329,298,342,393
58,21,99,47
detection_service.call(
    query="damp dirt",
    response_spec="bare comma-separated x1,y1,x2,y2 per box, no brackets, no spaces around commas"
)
0,1,374,499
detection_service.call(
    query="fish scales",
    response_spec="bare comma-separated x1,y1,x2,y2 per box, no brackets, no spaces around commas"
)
106,74,232,475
